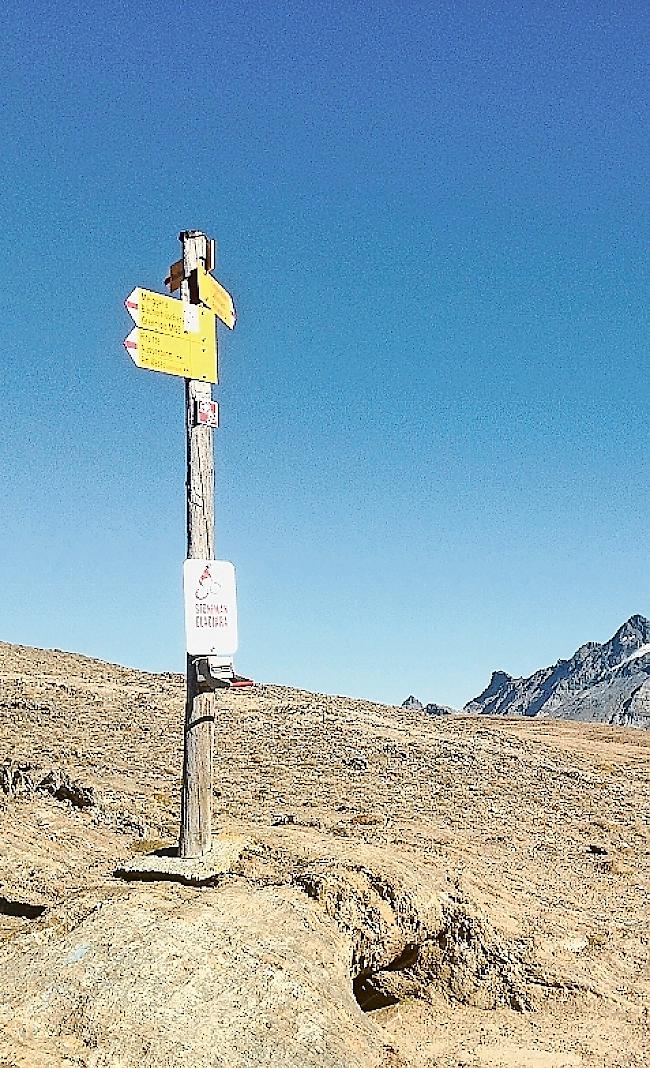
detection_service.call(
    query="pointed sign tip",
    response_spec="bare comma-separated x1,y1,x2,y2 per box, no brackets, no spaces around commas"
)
123,327,139,364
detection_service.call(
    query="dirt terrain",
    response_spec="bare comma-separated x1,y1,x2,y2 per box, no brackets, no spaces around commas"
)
0,640,648,1067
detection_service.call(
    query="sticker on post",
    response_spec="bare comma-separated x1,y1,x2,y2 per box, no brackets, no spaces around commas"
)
183,560,238,655
196,399,219,428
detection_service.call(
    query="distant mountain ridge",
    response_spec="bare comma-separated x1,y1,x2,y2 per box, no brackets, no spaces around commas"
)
402,695,454,717
404,615,650,729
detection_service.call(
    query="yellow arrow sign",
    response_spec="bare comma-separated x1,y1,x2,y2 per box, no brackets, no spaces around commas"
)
192,266,237,330
124,321,217,383
125,286,186,334
125,286,218,339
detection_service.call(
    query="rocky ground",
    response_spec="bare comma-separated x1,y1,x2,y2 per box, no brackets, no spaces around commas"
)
0,640,648,1067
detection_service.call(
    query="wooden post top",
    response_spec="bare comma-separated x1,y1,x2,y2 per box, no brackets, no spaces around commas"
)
180,231,215,275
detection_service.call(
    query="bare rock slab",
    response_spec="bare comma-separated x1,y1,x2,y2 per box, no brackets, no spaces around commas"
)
0,880,380,1068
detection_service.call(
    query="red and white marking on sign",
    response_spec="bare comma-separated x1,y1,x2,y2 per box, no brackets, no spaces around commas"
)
124,289,140,320
123,328,138,356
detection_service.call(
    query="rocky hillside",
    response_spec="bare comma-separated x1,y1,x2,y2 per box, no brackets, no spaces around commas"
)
406,615,650,729
1,640,649,1067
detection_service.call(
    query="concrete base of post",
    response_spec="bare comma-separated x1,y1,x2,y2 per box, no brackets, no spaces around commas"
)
114,835,251,887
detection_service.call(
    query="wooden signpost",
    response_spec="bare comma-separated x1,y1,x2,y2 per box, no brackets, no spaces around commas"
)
123,230,239,860
179,230,217,858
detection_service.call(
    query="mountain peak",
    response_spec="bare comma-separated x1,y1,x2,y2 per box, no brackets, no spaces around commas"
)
490,669,513,685
613,614,650,642
401,695,423,711
402,614,650,729
463,615,650,728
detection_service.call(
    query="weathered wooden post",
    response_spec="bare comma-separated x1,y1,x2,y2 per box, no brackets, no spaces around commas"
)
124,229,238,860
179,229,216,858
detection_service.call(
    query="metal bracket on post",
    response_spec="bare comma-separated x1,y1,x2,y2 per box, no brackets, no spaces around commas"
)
193,656,235,691
193,657,255,692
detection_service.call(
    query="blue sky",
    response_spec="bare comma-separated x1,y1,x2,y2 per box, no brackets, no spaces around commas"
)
0,1,648,707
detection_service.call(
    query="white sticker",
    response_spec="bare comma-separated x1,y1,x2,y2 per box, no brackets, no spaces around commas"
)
183,303,200,333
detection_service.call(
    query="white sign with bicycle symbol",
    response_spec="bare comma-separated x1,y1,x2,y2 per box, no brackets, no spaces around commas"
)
183,560,238,655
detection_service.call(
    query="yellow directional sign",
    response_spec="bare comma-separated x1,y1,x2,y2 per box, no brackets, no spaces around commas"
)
192,266,237,330
124,325,217,382
124,286,218,382
125,286,216,338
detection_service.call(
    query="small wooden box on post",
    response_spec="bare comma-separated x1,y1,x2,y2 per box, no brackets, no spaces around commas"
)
179,229,216,859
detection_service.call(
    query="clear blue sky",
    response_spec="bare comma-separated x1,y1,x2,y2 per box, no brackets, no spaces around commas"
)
0,1,648,707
